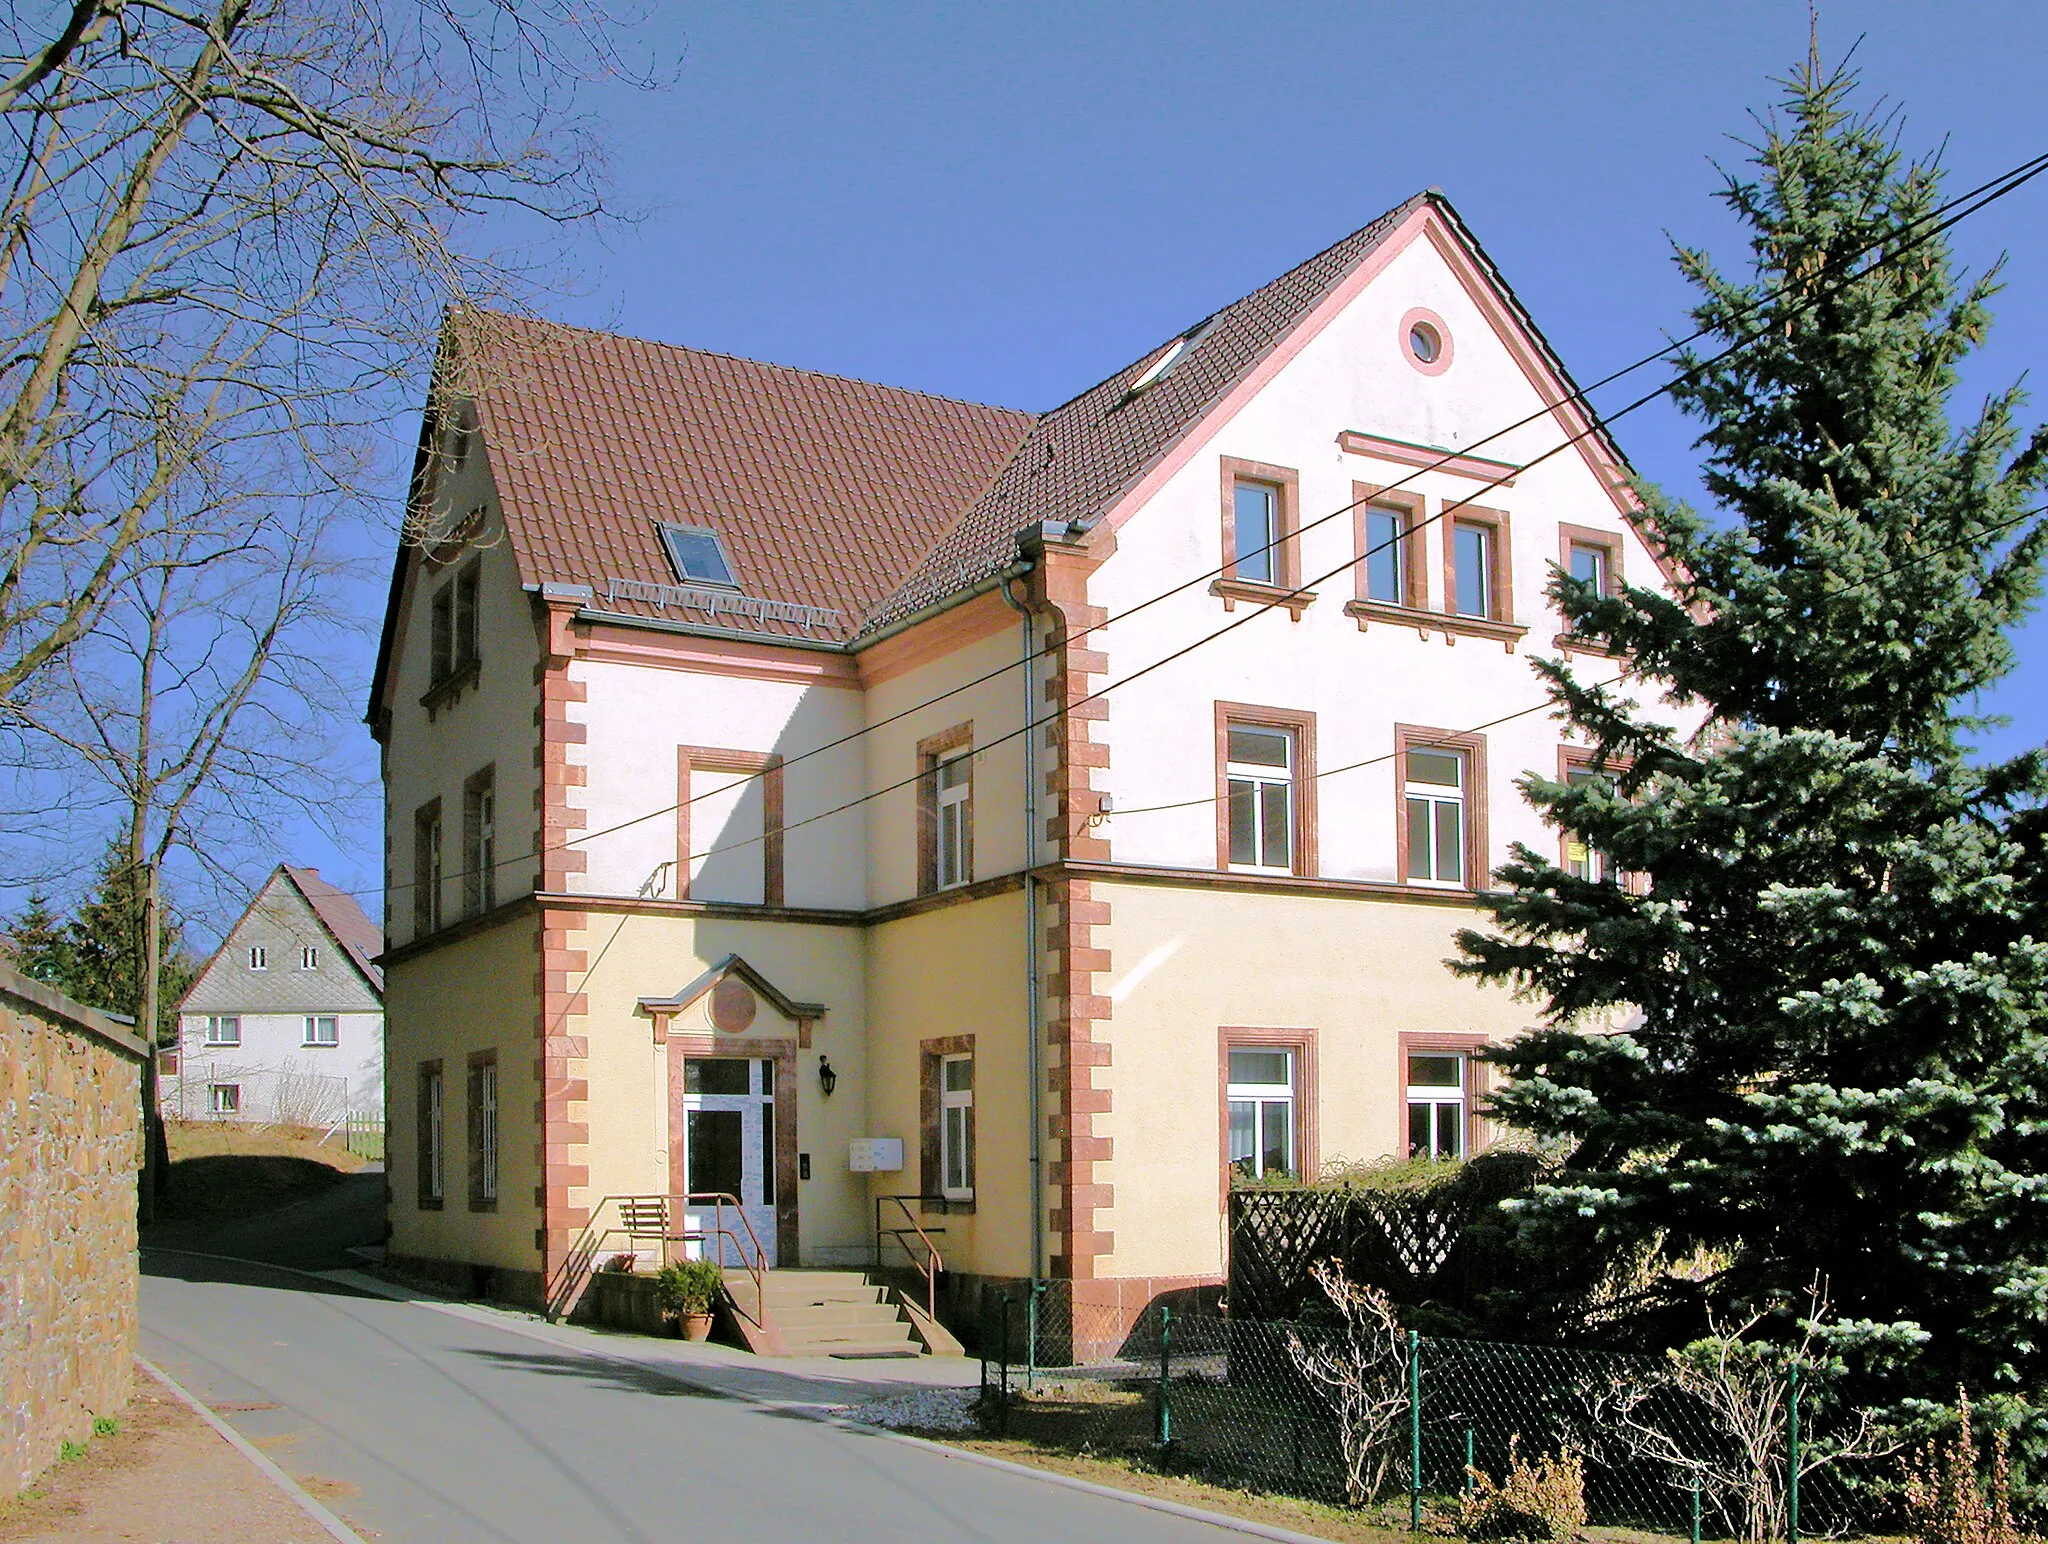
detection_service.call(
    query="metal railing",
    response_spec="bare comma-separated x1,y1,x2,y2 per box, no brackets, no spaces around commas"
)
874,1194,952,1323
550,1192,768,1324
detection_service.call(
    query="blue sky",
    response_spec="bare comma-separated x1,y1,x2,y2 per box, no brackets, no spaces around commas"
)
221,2,2048,930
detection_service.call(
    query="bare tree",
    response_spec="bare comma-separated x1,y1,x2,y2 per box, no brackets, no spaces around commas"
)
1285,1259,1413,1505
1593,1286,1900,1543
0,0,656,709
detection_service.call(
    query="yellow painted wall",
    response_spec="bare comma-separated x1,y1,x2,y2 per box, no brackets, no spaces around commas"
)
864,889,1034,1279
385,910,541,1272
1093,879,1536,1281
564,909,874,1264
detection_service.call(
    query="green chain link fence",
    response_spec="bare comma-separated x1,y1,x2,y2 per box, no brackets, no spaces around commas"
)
975,1285,1888,1539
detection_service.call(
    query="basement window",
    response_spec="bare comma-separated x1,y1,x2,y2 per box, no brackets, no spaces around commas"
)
659,524,739,588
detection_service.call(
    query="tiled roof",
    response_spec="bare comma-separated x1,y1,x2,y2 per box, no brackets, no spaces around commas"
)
285,867,385,994
856,192,1431,635
460,314,1036,644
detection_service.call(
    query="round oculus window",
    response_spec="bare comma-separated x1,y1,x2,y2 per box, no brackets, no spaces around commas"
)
1408,321,1442,365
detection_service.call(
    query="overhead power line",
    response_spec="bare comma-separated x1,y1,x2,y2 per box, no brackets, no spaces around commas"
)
359,149,2048,903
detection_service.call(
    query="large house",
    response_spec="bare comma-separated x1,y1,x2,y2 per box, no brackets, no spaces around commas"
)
164,866,385,1128
371,190,1688,1338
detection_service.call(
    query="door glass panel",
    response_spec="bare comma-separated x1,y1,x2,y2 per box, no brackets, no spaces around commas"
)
685,1058,750,1095
759,1101,776,1206
687,1108,743,1198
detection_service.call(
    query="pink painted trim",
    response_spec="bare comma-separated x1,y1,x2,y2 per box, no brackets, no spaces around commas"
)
1399,307,1453,376
1099,203,1439,534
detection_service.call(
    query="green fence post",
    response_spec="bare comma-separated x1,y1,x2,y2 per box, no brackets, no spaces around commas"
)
1163,1305,1177,1447
1409,1330,1423,1532
998,1292,1012,1437
978,1286,989,1408
1787,1362,1801,1544
1691,1477,1702,1544
1464,1428,1475,1494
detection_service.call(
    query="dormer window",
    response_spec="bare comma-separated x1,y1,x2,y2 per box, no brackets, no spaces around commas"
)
659,524,738,588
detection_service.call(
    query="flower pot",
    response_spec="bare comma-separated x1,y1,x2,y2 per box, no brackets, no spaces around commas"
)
679,1311,714,1343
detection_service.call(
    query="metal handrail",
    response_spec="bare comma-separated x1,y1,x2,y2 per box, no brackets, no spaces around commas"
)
874,1193,950,1324
551,1192,770,1324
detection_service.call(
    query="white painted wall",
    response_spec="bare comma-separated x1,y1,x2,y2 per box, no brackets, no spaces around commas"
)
163,1009,382,1126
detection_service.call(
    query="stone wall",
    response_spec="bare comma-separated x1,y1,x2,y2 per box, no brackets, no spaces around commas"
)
0,962,148,1496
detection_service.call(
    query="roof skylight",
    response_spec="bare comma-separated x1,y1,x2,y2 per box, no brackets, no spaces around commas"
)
1125,316,1219,396
658,523,738,588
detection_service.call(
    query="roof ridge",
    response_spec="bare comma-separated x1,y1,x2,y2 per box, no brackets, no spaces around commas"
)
465,307,1038,421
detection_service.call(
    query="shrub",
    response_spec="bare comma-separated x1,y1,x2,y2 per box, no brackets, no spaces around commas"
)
1458,1436,1588,1541
1903,1389,2035,1544
653,1258,723,1317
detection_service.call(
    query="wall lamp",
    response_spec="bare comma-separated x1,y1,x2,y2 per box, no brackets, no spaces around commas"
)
817,1055,838,1097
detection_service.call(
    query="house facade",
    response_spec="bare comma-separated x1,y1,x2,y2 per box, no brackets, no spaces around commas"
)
372,191,1690,1329
165,866,385,1128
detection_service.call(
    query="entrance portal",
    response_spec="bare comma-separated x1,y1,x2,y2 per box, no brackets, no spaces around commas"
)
681,1056,777,1268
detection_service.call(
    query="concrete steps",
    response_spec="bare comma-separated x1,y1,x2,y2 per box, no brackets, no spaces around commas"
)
725,1268,952,1358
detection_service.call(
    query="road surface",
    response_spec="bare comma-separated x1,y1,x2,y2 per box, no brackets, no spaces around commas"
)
140,1252,1261,1544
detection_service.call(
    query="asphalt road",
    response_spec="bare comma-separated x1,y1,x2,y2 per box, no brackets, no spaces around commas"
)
139,1253,1257,1544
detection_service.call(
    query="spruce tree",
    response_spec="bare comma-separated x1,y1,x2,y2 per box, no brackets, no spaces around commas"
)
0,846,196,1041
1455,60,2048,1413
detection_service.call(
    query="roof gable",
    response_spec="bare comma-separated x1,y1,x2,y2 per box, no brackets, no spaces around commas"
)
180,867,384,1013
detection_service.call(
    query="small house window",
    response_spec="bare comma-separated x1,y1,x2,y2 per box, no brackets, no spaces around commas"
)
940,1054,974,1201
468,1053,499,1209
203,1015,241,1047
1453,522,1494,618
1227,1048,1295,1180
1233,482,1280,585
1365,505,1409,605
247,946,267,971
1407,1053,1466,1160
659,524,739,588
1564,762,1618,883
419,1064,445,1206
414,801,443,936
159,1048,180,1077
936,753,972,890
300,946,319,970
1405,749,1468,887
1226,726,1294,873
208,1083,241,1116
1568,540,1610,596
303,1015,339,1047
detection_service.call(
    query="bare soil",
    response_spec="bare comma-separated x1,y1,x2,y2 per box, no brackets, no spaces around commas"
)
152,1121,367,1230
0,1369,343,1543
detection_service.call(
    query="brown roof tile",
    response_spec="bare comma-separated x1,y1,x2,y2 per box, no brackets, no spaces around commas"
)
462,313,1035,643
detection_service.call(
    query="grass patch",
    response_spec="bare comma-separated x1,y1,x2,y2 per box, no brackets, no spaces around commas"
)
92,1418,119,1439
151,1121,367,1230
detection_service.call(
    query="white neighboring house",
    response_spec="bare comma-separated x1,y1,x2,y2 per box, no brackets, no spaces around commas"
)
163,866,384,1128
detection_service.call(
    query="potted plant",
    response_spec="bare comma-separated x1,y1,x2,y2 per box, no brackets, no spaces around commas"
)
653,1258,723,1341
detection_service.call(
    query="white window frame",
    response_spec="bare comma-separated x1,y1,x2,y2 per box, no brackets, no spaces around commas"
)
423,1067,445,1204
1226,1048,1297,1180
300,945,319,970
476,1060,499,1204
208,1083,241,1116
936,752,971,891
1404,748,1468,888
1564,765,1615,882
1452,521,1494,618
303,1015,339,1047
1406,1052,1467,1161
203,1015,241,1047
1226,725,1294,874
1233,481,1279,585
939,1053,974,1201
247,945,267,971
1568,540,1610,597
1365,505,1407,605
